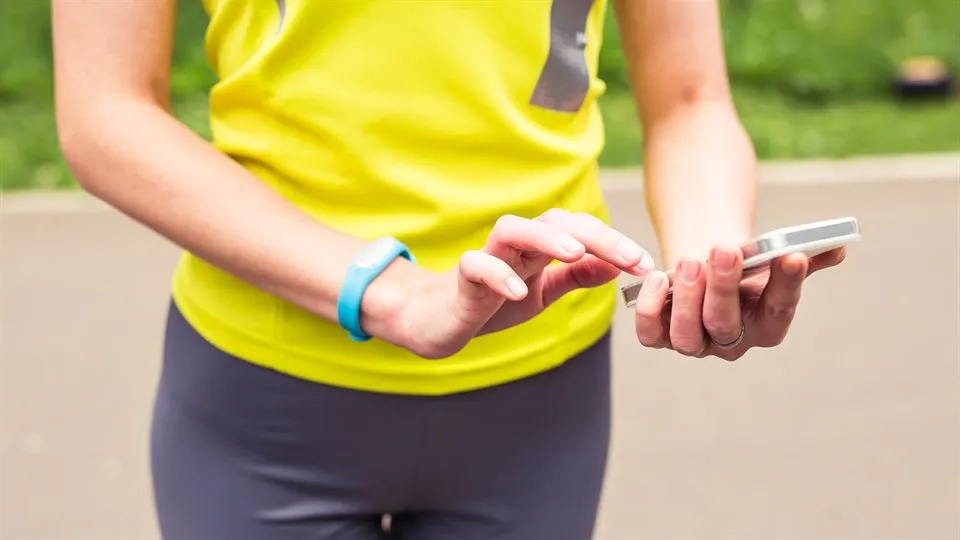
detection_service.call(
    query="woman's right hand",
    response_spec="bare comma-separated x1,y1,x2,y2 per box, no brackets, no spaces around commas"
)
387,209,653,359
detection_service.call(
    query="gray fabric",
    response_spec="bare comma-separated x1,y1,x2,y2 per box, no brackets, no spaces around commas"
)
530,0,597,112
151,301,611,540
275,0,286,34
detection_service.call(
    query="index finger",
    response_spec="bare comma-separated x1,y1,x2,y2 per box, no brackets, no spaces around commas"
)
538,209,653,276
634,270,670,348
485,214,586,265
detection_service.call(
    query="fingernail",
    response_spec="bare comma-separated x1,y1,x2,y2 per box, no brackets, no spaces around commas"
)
643,272,664,295
618,239,643,264
506,276,527,297
710,247,736,273
561,238,584,255
678,259,701,284
633,251,654,273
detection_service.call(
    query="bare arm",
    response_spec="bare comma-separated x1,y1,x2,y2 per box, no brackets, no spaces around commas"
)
614,0,756,267
51,0,419,343
51,0,656,359
619,1,847,360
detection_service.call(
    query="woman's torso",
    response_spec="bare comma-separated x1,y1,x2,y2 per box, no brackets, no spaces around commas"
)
172,0,618,395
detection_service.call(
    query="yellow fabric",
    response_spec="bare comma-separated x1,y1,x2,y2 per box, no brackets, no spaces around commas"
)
172,0,618,395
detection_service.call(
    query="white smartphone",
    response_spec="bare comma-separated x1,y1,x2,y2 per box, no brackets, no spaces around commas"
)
620,216,861,308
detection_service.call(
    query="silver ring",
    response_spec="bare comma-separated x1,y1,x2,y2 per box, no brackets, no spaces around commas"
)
709,321,745,349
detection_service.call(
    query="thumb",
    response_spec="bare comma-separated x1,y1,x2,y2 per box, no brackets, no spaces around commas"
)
454,250,527,326
540,255,624,307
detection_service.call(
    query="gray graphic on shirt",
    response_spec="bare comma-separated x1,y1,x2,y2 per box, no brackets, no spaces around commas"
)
530,0,597,113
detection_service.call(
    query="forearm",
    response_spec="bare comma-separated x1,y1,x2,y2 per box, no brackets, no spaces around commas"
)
642,102,757,267
57,99,421,344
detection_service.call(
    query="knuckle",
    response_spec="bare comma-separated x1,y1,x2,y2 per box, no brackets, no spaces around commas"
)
634,321,659,342
416,345,451,361
704,320,739,343
785,273,806,288
493,214,522,232
460,249,491,267
459,249,482,263
717,349,744,362
634,315,663,347
765,329,788,347
461,250,511,281
637,334,661,348
634,295,664,316
673,340,703,356
764,302,797,320
576,213,606,234
670,328,703,355
457,251,489,282
713,278,741,296
414,340,460,361
707,271,740,293
539,208,569,223
672,335,702,355
634,304,660,320
671,310,700,331
575,212,603,225
457,250,478,271
575,214,613,246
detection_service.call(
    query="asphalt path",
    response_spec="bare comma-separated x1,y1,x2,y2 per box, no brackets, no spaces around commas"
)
2,166,958,539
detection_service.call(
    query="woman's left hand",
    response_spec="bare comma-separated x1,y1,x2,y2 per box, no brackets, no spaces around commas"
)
633,245,848,361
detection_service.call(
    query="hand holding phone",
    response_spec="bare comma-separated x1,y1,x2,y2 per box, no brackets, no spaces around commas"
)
620,216,861,307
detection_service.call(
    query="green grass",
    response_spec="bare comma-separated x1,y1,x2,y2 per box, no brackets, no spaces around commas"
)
0,101,70,191
599,89,960,166
3,0,958,191
2,89,958,191
0,94,214,191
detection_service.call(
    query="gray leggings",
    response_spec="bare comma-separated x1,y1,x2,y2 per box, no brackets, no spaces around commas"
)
151,302,612,540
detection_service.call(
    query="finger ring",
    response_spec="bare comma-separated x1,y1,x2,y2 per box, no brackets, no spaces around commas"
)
709,321,745,349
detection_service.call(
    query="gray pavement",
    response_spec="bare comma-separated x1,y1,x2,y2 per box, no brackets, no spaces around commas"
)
2,158,959,539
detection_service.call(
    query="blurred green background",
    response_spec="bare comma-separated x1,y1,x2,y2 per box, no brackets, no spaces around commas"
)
1,0,958,191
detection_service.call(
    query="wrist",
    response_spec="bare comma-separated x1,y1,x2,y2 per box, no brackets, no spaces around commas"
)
358,258,432,349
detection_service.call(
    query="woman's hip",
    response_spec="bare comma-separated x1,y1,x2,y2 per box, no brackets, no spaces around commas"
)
151,299,611,531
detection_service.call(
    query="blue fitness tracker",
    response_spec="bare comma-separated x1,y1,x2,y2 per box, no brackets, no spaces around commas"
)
336,236,414,342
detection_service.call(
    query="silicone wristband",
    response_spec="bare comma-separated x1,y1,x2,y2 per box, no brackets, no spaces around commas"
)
336,236,414,342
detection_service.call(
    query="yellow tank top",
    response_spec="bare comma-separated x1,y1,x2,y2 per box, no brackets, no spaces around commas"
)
172,0,618,395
